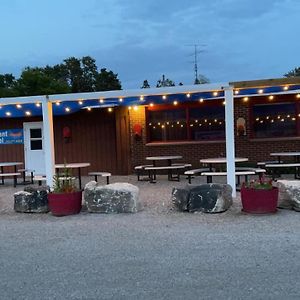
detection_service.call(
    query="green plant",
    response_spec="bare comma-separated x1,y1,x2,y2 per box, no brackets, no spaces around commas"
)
242,176,273,190
52,166,77,193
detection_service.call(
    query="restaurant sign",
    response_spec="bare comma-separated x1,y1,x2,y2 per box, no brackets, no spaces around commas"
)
0,129,24,144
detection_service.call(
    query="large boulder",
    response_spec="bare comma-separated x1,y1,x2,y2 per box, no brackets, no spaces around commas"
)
84,181,140,213
172,184,233,213
275,180,300,211
14,186,49,213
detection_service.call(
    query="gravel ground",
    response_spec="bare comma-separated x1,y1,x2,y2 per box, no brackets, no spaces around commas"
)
0,175,300,299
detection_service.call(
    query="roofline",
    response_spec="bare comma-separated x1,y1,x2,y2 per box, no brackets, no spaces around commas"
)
231,77,300,89
0,83,231,105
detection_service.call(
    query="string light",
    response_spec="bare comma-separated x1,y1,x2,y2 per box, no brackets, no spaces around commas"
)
149,103,154,107
128,106,132,110
87,107,92,111
269,95,274,100
65,107,70,112
213,91,218,97
6,112,11,116
108,107,113,112
234,90,239,95
119,98,123,102
297,94,300,99
222,101,226,105
78,101,83,105
55,101,60,106
283,86,289,91
99,99,104,103
25,111,31,116
186,93,191,98
140,96,144,101
173,101,178,106
36,103,41,107
133,106,138,111
258,89,264,94
243,97,249,102
162,95,167,100
16,104,22,109
199,98,204,103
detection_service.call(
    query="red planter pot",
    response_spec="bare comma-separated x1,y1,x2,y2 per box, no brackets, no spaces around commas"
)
240,187,278,214
48,190,82,216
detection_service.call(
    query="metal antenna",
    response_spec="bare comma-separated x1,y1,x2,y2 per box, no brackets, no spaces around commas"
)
186,44,206,84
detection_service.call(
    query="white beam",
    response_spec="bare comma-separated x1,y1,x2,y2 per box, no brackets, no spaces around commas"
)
225,87,236,197
42,96,55,187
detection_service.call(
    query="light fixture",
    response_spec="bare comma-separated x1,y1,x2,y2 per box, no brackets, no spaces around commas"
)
222,100,226,105
128,106,132,110
25,111,31,116
99,99,104,103
269,95,274,100
16,104,22,109
243,97,249,102
213,91,218,97
133,106,138,111
87,107,92,111
140,96,144,101
36,102,41,107
108,107,113,112
65,107,70,112
173,101,178,105
297,94,300,99
186,93,191,98
199,98,204,103
149,103,154,107
283,86,289,91
119,98,123,102
6,112,11,116
162,95,167,100
56,101,60,106
258,89,264,94
78,101,83,105
234,90,239,95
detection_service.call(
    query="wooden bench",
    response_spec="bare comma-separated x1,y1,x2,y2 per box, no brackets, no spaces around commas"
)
88,172,111,184
265,163,300,179
0,172,21,187
18,168,35,184
201,171,255,184
184,168,211,184
144,165,187,183
33,175,46,186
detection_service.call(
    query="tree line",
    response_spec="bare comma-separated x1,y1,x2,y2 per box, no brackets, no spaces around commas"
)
0,56,121,97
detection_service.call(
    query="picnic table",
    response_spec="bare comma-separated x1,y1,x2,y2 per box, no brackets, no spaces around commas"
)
0,162,23,187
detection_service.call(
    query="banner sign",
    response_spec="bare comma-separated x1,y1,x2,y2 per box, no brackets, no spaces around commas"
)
0,129,24,144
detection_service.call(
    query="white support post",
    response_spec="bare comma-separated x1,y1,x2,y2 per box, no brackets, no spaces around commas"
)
42,96,55,188
224,87,236,197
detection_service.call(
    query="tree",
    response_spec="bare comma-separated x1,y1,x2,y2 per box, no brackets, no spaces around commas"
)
95,68,122,91
156,75,175,87
194,74,210,84
0,74,18,97
284,67,300,77
141,79,150,88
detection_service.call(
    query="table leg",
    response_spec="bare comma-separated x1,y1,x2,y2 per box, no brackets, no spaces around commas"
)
78,167,82,190
1,167,4,184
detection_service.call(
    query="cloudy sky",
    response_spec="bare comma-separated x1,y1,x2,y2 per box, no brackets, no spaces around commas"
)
0,0,299,88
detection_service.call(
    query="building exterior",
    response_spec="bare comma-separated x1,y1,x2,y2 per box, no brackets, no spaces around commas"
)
0,77,300,177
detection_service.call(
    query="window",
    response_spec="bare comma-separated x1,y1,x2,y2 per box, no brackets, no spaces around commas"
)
253,103,297,138
147,103,225,142
30,128,43,150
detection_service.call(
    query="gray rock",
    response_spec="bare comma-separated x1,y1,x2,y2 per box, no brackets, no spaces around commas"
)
14,186,49,213
172,184,233,213
84,182,140,213
275,180,300,211
171,187,189,211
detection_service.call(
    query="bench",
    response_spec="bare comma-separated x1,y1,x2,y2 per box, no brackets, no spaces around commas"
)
235,167,266,180
201,171,255,184
134,164,153,181
184,168,211,184
257,160,282,167
144,165,187,183
88,172,111,184
265,163,300,179
18,168,35,184
33,175,46,186
0,172,21,187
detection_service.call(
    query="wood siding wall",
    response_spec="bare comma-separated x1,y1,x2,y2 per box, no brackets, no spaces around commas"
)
0,108,131,175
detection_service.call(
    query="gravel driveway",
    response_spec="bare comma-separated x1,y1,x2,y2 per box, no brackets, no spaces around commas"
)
0,175,300,299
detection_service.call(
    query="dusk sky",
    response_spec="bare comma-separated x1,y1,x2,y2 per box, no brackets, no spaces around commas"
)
0,0,299,89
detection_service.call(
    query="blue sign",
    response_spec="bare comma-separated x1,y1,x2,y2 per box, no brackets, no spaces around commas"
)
0,129,24,144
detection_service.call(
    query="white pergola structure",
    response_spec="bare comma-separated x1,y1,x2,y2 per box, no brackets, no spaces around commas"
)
0,83,236,196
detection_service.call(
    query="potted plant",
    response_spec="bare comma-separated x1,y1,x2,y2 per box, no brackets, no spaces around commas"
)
48,167,82,216
240,177,278,214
